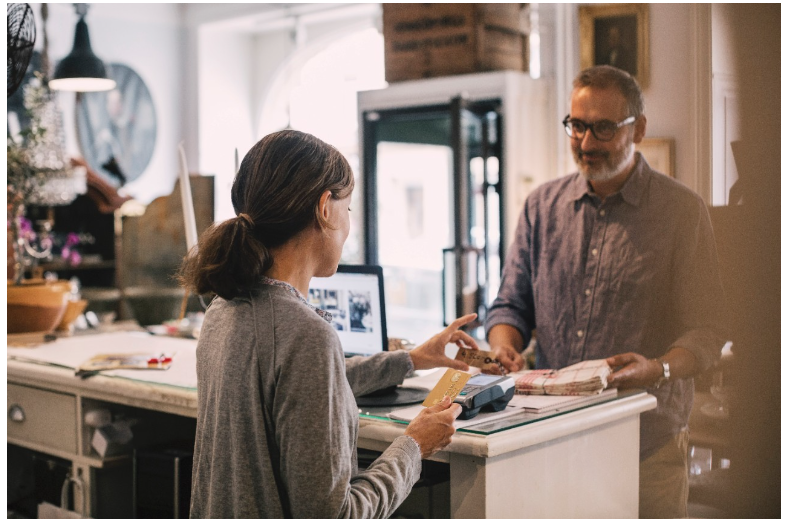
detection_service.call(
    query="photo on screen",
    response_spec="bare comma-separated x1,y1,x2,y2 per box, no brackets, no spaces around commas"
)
308,266,387,357
348,291,373,333
309,288,348,331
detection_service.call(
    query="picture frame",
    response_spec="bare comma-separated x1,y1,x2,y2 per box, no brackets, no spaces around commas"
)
579,3,650,88
636,137,674,177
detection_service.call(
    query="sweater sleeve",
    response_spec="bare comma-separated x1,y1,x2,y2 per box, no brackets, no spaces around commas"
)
344,350,414,397
272,310,420,518
337,436,422,518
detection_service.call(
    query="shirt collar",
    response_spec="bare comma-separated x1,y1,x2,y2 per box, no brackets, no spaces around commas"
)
260,276,333,323
619,152,648,207
570,152,649,207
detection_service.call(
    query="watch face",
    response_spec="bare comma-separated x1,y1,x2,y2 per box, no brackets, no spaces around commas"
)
76,63,157,188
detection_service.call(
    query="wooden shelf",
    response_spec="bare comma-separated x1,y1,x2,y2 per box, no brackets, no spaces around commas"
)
40,260,117,272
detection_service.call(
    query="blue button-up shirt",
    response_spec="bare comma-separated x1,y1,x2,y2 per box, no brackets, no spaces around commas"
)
487,154,726,458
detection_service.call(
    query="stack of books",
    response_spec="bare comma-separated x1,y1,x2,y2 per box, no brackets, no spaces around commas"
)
512,359,612,396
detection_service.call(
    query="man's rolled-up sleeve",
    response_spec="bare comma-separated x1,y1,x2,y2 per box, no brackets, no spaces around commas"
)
486,199,537,347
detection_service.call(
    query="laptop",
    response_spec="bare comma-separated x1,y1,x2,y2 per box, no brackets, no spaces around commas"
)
309,265,431,406
308,265,388,357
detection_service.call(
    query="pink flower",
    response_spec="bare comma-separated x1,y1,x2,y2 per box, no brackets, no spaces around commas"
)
18,217,32,232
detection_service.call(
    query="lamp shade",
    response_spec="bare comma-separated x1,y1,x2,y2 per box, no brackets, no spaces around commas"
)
49,16,115,92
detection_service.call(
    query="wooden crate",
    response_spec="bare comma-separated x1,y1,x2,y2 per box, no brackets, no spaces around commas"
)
382,3,531,83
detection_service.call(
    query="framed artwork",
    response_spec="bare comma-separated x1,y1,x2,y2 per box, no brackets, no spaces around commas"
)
579,3,650,88
636,137,674,177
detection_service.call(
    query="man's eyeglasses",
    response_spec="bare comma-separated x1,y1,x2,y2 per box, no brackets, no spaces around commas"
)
561,115,636,142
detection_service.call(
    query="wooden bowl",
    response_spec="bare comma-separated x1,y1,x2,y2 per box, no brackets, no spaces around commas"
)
7,280,70,334
57,299,89,331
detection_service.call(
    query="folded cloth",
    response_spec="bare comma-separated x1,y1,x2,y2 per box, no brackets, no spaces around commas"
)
512,359,612,396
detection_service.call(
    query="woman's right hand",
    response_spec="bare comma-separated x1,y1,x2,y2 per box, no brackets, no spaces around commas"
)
404,396,462,459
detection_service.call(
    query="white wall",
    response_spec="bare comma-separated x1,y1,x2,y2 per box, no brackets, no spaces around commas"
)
185,3,381,220
196,26,254,219
711,4,741,205
642,3,705,193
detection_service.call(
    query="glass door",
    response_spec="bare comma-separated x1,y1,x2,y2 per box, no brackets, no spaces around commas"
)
362,97,503,344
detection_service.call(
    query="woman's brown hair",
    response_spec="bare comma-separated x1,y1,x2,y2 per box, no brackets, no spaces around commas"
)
179,130,354,300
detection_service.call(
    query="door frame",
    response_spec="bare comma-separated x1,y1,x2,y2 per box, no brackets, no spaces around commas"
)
360,98,504,326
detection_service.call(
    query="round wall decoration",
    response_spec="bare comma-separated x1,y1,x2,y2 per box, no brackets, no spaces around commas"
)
76,63,157,187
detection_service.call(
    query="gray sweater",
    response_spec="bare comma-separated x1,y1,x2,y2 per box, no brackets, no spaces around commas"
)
190,282,421,518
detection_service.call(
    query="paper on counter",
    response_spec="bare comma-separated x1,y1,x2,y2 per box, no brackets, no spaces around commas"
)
508,388,618,413
388,404,524,429
7,331,199,389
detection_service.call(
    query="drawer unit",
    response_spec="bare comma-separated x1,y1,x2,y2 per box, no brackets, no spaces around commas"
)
8,383,78,455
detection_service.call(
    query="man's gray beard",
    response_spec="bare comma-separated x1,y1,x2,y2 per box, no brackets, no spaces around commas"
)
577,144,635,182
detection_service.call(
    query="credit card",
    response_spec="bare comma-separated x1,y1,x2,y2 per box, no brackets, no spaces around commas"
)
455,346,499,371
422,368,472,407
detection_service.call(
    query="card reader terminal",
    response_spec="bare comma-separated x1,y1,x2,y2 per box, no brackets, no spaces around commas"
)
454,374,516,420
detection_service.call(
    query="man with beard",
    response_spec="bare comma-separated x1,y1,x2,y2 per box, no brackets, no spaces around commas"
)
485,65,726,518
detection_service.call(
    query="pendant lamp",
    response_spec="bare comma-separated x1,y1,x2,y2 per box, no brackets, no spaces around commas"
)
49,4,115,92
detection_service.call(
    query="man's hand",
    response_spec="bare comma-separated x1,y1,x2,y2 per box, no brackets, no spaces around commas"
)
404,396,462,458
489,345,525,374
606,352,662,389
608,347,698,389
487,324,526,373
407,314,477,371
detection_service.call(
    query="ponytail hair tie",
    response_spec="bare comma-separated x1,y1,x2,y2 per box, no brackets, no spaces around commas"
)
238,213,255,230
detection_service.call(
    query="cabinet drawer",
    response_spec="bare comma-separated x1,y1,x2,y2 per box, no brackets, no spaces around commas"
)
7,383,78,455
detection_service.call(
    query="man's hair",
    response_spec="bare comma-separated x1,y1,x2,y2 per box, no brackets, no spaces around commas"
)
573,65,644,119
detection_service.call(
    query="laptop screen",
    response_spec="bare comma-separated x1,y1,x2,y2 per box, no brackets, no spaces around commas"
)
308,265,388,357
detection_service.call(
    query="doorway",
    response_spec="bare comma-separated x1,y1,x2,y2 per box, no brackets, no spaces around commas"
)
362,98,503,343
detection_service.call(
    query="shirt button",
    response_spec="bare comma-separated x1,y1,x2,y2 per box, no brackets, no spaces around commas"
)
585,288,591,296
577,330,584,338
600,210,606,217
591,248,598,256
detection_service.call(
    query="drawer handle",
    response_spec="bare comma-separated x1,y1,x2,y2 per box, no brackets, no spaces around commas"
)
8,404,25,422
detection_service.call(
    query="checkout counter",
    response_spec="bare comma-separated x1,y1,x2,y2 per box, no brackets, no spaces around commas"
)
7,330,655,518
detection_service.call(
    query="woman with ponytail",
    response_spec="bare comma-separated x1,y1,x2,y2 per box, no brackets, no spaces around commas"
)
185,130,479,518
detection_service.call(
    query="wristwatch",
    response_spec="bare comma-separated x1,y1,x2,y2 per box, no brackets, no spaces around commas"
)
653,358,670,388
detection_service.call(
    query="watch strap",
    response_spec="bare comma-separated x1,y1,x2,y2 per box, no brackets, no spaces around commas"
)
653,358,670,388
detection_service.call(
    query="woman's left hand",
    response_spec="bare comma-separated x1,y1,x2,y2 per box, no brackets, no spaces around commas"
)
408,314,478,371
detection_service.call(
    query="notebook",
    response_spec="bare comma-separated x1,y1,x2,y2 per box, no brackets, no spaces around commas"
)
308,265,388,357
